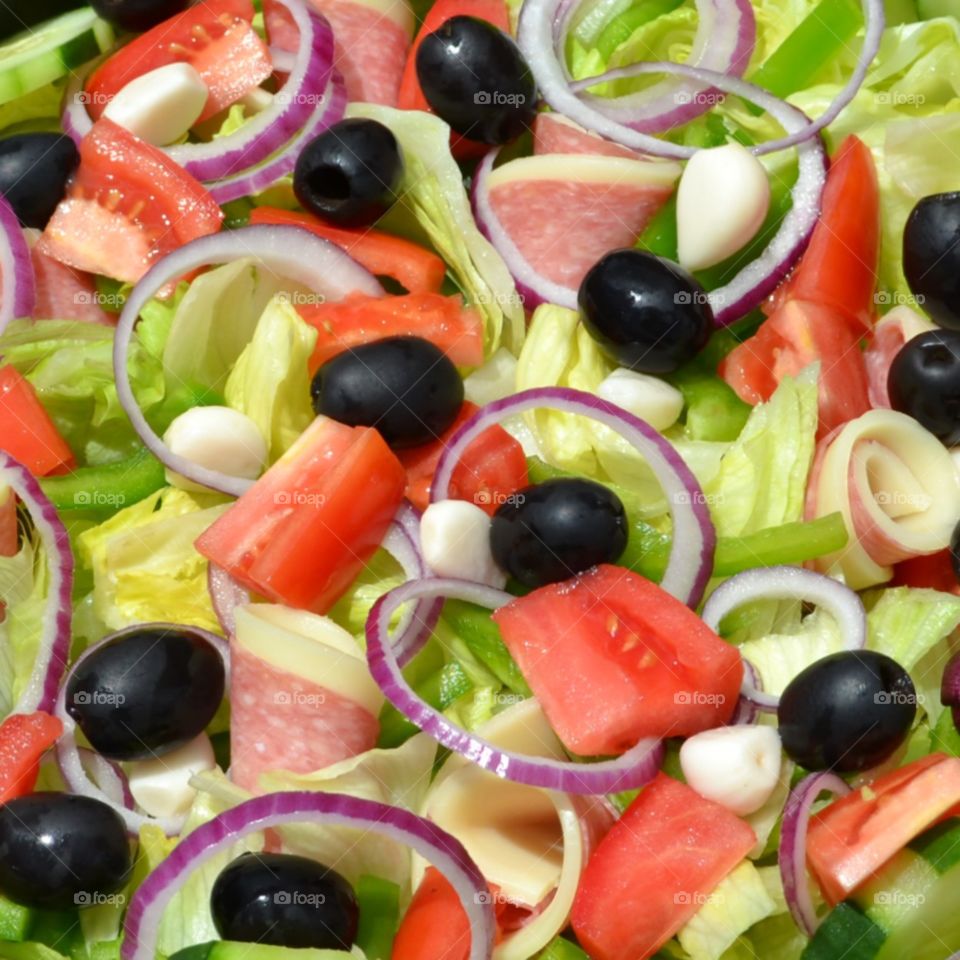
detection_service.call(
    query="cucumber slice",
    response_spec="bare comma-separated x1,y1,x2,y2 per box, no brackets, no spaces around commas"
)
802,903,887,960
0,8,114,106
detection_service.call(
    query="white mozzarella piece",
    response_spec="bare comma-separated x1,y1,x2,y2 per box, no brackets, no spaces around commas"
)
127,734,216,820
680,725,783,816
103,63,209,146
596,368,684,431
677,142,771,272
162,405,268,493
421,499,507,588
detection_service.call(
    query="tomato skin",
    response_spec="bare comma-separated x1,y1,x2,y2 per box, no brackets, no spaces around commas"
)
766,136,879,334
0,367,75,477
397,0,511,160
249,207,446,294
397,401,529,515
721,299,871,438
85,0,270,123
39,120,223,284
571,773,756,960
297,293,484,372
195,416,407,613
491,565,743,755
0,712,64,803
892,550,960,595
807,754,960,905
391,868,473,960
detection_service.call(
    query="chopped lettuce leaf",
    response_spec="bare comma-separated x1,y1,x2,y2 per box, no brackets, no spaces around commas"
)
162,259,290,395
677,861,778,960
194,734,437,895
224,294,318,461
213,103,249,139
327,549,406,642
867,587,960,722
0,945,70,960
346,104,525,355
0,319,165,465
703,368,818,537
0,80,65,133
0,531,48,714
77,487,228,633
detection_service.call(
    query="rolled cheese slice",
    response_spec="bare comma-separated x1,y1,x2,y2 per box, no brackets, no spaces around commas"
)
810,410,960,588
230,604,383,791
414,699,614,960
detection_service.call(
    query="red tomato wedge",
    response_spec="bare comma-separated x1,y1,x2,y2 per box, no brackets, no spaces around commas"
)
398,401,528,514
807,754,960,905
720,299,871,438
195,416,406,613
0,712,64,803
892,550,960,595
0,367,74,477
249,207,446,294
766,136,880,334
397,0,511,159
84,0,272,124
30,247,112,324
491,565,743,755
571,773,756,960
298,293,484,372
38,120,223,284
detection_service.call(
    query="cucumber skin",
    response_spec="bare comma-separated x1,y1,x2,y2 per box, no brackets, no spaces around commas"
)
801,903,887,960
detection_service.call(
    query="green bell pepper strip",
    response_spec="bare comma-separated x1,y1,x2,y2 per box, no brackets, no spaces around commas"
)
377,661,473,749
441,599,532,696
355,875,401,960
526,457,849,578
747,0,863,107
594,0,685,59
670,373,751,442
538,937,592,960
39,448,166,516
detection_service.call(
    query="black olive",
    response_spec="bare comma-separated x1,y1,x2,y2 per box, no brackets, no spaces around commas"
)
0,134,79,229
91,0,189,31
903,192,960,330
0,794,131,911
211,852,358,950
777,650,917,772
293,118,403,228
415,16,537,145
578,249,713,374
489,478,628,587
311,336,464,448
887,329,960,446
951,519,960,585
65,625,225,761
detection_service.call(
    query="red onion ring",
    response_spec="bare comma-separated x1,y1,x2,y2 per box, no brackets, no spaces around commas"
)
0,195,35,334
207,564,250,639
54,623,230,835
431,387,715,608
779,771,851,935
381,502,444,669
121,790,496,960
574,0,756,134
206,72,347,204
701,566,866,712
521,0,883,157
729,659,762,724
0,452,73,716
62,0,334,183
77,747,135,810
366,576,665,795
112,225,383,497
